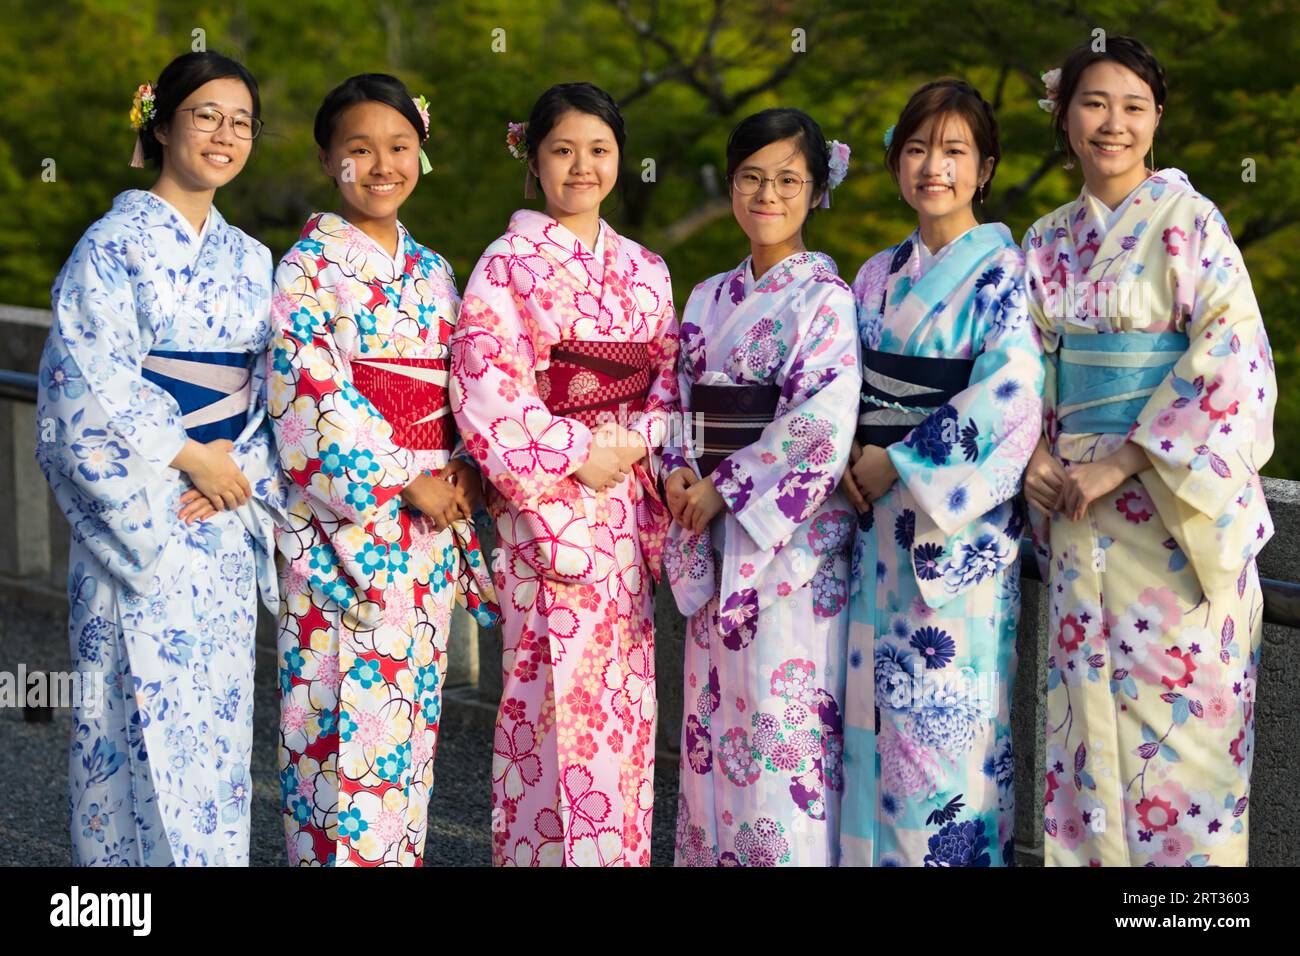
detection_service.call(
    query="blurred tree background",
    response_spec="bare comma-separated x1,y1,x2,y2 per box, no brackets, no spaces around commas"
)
1,0,1295,475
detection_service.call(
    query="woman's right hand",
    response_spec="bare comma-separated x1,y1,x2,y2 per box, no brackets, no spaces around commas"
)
1024,435,1067,517
172,438,252,514
573,440,629,492
839,440,870,513
401,472,470,532
664,467,697,525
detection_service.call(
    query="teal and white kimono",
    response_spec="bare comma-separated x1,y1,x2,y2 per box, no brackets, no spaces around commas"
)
35,189,285,866
839,224,1045,866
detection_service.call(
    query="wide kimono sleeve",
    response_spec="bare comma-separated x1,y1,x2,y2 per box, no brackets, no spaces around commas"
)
226,262,290,610
626,263,680,481
886,251,1046,536
1129,202,1277,517
267,245,416,529
448,239,594,508
35,226,191,595
711,282,862,553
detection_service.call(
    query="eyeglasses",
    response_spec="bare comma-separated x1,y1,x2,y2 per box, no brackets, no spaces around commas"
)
177,107,263,140
730,170,813,199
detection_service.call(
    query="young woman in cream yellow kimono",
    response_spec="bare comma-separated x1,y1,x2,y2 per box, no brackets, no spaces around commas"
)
1022,37,1276,867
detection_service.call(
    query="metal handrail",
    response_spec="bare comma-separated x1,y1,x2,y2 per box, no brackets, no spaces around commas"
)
0,370,37,403
1,364,1296,627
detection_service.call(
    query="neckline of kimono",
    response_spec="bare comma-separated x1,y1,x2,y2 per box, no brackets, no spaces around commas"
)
144,188,214,245
533,211,609,284
1080,168,1170,228
328,212,409,273
745,249,814,287
916,224,978,272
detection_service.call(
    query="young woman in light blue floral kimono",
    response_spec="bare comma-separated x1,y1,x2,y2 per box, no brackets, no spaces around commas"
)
838,80,1045,867
35,52,284,866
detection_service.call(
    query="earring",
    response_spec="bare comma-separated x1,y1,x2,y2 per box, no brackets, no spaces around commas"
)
1149,141,1156,172
978,183,985,204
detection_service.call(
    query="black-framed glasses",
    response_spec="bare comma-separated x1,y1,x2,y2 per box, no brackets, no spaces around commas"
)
730,170,812,199
177,106,263,140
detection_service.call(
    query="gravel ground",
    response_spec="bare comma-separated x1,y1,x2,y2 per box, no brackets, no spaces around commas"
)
0,600,678,867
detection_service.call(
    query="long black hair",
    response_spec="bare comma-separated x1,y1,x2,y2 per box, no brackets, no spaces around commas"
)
522,82,626,197
725,108,831,213
1050,36,1167,158
138,51,261,169
314,73,427,151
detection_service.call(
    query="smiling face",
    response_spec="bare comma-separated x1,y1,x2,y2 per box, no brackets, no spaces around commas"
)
531,109,619,218
1064,60,1161,190
729,136,819,250
321,100,421,222
896,112,993,219
152,77,255,190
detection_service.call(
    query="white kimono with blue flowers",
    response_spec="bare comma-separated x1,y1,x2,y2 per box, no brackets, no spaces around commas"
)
839,224,1044,867
35,189,285,866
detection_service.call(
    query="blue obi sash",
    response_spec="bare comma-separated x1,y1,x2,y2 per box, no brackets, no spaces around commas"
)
1057,331,1188,434
141,349,254,444
858,349,974,447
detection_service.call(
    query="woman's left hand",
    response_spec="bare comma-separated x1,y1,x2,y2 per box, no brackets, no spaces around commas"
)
851,444,899,503
1059,442,1150,522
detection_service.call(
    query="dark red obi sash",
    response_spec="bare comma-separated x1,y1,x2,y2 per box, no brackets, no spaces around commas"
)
536,339,651,427
349,356,454,451
689,383,782,477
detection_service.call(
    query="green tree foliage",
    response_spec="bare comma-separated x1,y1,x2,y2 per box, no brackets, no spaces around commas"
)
1,0,1294,474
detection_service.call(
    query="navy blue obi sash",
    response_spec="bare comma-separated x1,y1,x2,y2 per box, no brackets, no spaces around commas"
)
688,382,782,477
857,349,974,447
141,349,254,444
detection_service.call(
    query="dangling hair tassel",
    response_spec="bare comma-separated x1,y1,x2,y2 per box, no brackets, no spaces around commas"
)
129,135,146,169
523,167,536,199
818,191,831,209
419,148,433,175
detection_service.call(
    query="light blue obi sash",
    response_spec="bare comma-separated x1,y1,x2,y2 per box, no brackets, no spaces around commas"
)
141,349,253,444
1057,331,1188,434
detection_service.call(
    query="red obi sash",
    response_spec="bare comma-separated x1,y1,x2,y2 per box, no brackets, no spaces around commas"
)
535,340,651,427
349,356,454,451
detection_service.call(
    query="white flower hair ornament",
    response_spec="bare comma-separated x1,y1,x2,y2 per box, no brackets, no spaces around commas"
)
821,139,851,208
1038,68,1062,114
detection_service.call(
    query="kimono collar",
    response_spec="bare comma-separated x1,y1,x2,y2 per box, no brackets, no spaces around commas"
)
1077,167,1195,232
508,208,616,287
117,188,225,247
307,212,414,278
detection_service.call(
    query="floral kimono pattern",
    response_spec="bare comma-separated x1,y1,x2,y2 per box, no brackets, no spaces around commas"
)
840,224,1045,867
663,252,860,866
450,209,678,866
268,212,498,866
36,189,285,865
1023,169,1276,866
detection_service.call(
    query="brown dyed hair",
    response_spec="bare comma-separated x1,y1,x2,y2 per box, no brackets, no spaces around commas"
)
885,78,1001,199
1050,35,1167,156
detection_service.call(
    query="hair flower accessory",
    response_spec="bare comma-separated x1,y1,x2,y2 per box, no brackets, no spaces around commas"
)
1038,68,1061,114
128,83,156,169
506,121,528,161
883,124,896,150
820,139,851,208
412,95,433,174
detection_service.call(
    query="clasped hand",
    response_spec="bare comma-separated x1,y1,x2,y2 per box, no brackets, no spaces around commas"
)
1024,436,1149,522
839,441,899,513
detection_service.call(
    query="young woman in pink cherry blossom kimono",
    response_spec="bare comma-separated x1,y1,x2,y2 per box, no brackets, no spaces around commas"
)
837,81,1045,868
450,83,679,867
1022,39,1275,867
268,75,497,867
663,109,861,867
